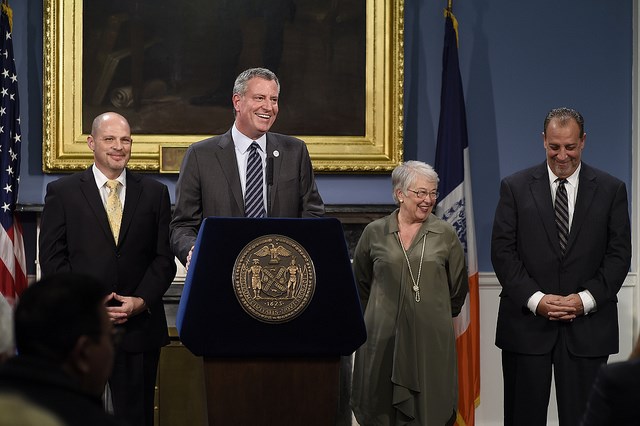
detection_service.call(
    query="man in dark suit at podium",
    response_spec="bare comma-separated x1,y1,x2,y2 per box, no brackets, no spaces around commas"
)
170,67,325,269
39,112,176,426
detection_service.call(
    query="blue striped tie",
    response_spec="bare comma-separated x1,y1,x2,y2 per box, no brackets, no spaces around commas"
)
245,142,265,218
555,178,569,256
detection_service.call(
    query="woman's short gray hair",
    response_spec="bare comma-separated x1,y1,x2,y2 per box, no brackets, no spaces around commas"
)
391,161,439,205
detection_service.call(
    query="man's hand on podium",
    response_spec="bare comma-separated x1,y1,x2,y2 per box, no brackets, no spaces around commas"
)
186,245,194,272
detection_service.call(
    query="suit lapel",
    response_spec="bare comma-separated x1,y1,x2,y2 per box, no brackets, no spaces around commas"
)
79,168,115,245
217,131,244,212
119,170,141,246
568,164,597,250
529,162,562,257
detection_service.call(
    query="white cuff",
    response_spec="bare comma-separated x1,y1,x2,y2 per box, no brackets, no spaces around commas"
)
527,291,545,315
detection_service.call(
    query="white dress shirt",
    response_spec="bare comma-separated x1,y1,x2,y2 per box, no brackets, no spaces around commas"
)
527,163,596,315
232,123,267,212
92,164,126,210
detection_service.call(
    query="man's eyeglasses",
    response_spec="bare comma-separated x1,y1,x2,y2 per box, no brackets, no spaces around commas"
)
407,189,439,200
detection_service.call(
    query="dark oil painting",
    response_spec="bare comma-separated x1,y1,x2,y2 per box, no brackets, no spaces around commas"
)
82,0,366,138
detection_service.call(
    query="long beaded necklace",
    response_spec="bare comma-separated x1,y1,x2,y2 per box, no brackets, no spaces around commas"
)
397,232,426,302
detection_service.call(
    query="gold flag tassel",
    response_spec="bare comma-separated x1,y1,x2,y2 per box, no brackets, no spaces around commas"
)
1,0,13,32
443,2,460,48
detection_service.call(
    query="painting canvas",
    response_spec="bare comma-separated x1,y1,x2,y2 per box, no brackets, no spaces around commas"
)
43,0,404,172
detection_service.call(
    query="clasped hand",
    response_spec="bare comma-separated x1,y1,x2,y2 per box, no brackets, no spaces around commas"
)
104,293,147,325
537,294,584,321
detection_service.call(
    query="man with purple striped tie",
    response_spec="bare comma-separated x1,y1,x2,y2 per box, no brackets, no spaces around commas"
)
171,68,325,271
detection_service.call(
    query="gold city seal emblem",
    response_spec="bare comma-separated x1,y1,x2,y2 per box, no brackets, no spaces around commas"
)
232,235,316,323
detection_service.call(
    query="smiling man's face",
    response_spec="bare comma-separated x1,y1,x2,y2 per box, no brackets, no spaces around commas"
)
543,117,585,179
233,77,279,140
87,113,132,179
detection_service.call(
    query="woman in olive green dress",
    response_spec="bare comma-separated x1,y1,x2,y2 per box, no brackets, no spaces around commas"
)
351,161,468,426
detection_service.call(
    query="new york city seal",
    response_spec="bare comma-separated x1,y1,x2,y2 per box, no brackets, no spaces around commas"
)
232,235,316,323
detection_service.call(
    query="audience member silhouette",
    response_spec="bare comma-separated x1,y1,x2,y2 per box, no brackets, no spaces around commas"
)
0,273,124,425
581,334,640,425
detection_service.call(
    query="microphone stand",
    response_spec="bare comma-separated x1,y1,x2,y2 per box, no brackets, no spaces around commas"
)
266,157,274,217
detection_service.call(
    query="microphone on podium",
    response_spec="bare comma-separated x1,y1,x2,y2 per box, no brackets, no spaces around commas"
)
266,156,274,217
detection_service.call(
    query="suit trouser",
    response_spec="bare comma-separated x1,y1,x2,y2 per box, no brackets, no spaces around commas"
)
110,347,161,426
502,329,607,426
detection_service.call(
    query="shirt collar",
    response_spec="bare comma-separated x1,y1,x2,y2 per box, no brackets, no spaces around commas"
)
92,164,126,188
232,123,267,154
547,163,581,187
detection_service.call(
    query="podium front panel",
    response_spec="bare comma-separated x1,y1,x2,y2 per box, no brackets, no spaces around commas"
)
177,217,366,357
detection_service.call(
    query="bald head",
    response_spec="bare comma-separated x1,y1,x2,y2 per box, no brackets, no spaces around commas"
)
87,112,132,179
91,112,130,137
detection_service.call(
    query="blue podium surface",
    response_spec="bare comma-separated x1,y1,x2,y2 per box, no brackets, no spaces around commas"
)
177,217,366,357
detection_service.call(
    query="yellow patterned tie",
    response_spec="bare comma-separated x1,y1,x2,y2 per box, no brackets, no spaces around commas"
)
105,180,123,244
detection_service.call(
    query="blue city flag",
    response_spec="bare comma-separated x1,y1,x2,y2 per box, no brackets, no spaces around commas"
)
434,7,480,426
435,9,468,199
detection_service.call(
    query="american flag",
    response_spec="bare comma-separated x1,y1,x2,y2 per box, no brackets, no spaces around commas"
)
0,3,26,307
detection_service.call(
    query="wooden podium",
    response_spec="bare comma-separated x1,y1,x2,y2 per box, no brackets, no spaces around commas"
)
177,218,366,425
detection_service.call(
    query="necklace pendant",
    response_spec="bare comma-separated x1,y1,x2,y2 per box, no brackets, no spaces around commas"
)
397,231,426,305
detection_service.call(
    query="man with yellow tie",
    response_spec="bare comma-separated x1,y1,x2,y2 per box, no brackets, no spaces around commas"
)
39,112,176,426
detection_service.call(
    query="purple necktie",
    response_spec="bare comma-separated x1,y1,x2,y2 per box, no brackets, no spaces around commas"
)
555,178,569,255
244,142,265,218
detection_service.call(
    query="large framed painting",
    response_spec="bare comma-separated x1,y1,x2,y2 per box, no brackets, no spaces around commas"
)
43,0,404,173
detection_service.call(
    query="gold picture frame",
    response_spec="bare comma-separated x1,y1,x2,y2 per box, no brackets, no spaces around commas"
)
43,0,404,173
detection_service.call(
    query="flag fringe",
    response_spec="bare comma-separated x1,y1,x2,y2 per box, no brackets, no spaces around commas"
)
1,2,12,31
443,9,459,47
